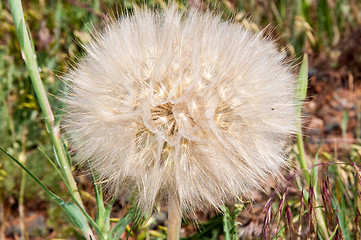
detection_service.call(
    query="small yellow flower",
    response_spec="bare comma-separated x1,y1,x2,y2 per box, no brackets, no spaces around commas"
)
63,6,297,216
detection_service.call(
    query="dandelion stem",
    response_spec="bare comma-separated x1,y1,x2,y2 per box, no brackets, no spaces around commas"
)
167,194,182,240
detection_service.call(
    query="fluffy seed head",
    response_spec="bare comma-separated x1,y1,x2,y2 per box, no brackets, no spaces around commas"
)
63,7,297,215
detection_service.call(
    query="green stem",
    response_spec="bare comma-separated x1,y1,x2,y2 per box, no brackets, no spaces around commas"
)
296,53,310,185
8,0,84,209
296,129,310,185
296,54,328,238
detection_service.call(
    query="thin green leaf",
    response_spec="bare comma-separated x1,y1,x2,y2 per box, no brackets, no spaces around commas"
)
38,147,70,191
107,211,135,240
91,170,110,234
328,225,339,240
62,137,73,167
272,226,285,240
103,195,117,233
126,224,136,240
297,53,308,103
0,147,62,204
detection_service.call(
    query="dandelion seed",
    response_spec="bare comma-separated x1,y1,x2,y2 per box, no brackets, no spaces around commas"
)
63,6,297,238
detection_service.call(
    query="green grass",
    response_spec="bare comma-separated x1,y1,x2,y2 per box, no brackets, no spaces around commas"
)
1,0,361,239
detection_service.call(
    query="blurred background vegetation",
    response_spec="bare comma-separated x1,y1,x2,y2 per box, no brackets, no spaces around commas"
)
1,0,361,239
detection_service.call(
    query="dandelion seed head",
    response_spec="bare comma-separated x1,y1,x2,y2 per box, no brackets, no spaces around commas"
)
63,6,297,215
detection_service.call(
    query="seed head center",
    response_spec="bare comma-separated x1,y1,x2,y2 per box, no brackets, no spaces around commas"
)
150,102,178,138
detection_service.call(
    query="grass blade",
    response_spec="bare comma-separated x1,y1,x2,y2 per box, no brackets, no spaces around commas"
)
107,211,135,240
0,147,62,203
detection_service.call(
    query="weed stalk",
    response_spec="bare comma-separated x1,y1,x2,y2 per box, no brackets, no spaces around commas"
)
8,0,84,209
